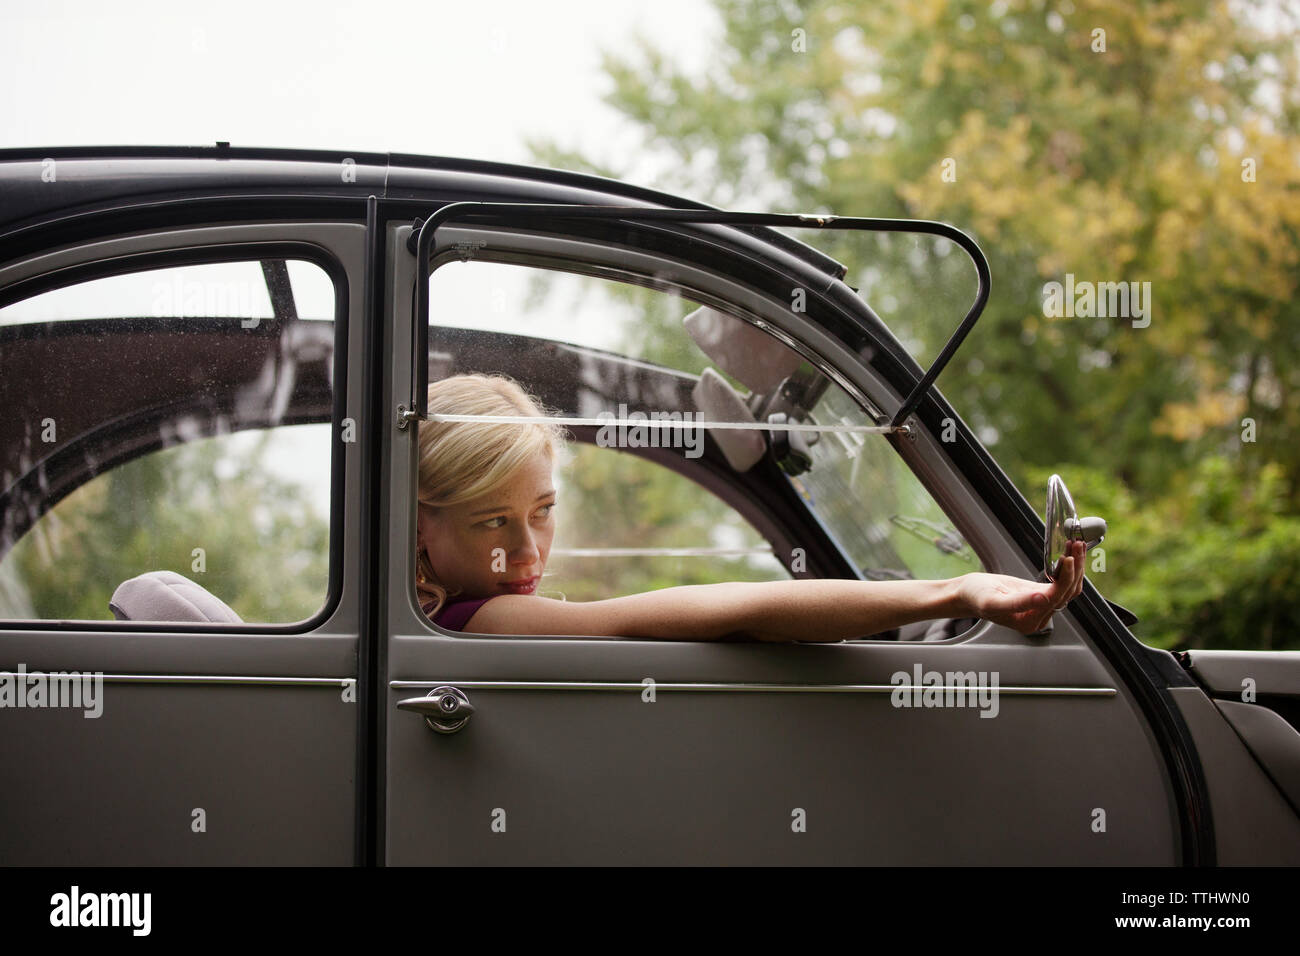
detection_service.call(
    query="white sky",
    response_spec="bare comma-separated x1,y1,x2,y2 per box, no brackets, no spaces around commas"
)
0,0,718,178
0,0,724,524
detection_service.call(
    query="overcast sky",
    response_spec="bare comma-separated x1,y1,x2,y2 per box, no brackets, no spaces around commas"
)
1,0,731,526
1,0,716,179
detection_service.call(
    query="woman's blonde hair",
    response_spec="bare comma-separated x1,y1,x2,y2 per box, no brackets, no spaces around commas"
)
415,373,567,614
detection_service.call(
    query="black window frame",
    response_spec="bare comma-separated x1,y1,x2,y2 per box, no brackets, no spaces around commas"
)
0,240,351,633
411,238,990,639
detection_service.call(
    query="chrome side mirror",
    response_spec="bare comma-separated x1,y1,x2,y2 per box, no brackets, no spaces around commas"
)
1044,474,1107,581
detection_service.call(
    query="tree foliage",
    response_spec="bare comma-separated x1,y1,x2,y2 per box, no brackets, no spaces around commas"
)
3,431,329,623
529,0,1300,649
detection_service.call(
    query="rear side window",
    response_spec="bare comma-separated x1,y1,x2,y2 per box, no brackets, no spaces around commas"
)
0,257,338,625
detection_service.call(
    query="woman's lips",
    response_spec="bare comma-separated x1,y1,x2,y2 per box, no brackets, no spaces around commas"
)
500,576,539,595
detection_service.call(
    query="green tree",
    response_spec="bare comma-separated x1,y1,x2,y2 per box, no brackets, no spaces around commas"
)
3,429,329,623
529,0,1300,649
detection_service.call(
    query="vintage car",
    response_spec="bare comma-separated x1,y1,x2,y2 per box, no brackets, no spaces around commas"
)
0,144,1297,866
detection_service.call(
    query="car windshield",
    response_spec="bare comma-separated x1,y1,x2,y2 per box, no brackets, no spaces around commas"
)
791,382,980,581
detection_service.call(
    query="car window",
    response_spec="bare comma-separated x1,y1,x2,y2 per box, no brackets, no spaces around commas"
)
547,443,788,602
422,257,981,615
427,259,792,603
794,384,981,581
0,256,338,624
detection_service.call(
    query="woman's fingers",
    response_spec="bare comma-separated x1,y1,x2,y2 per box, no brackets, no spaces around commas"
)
1053,543,1087,609
1042,549,1078,612
1048,555,1073,604
1066,542,1084,602
1058,554,1076,607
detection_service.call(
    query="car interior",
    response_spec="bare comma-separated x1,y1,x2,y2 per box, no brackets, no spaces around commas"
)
0,251,979,640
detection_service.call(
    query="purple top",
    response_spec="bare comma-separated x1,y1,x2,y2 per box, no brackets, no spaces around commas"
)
423,596,493,632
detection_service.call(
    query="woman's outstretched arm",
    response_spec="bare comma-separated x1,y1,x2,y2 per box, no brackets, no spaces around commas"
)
464,542,1088,640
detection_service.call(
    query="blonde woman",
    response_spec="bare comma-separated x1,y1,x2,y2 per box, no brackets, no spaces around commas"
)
414,374,1087,639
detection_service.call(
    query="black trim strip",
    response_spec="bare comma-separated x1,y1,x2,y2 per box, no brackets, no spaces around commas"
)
360,198,387,865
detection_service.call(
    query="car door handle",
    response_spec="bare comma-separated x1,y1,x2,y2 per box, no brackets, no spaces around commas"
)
397,685,475,734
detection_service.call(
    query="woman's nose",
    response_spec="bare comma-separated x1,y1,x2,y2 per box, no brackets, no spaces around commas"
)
508,527,540,565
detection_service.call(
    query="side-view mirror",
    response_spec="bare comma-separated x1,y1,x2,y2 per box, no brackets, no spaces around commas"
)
1044,473,1107,582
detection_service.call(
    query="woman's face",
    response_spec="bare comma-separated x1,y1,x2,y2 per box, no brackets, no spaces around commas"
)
417,449,556,600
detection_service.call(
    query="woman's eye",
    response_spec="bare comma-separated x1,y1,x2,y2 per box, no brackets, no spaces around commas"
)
535,504,555,519
481,516,506,529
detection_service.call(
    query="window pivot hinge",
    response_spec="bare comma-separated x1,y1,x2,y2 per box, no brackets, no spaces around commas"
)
396,404,423,430
405,218,425,255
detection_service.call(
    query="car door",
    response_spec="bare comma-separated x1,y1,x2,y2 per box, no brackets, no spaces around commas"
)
0,218,366,864
376,206,1277,865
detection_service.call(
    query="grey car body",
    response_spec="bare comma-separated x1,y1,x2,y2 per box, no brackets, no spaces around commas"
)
1,144,1298,865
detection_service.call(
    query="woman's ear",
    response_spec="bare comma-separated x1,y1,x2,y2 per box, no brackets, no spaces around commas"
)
415,502,440,555
415,508,428,553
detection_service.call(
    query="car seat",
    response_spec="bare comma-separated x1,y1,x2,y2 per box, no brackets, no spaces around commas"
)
108,570,243,623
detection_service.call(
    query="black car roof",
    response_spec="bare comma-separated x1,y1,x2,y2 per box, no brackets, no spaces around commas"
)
0,143,846,281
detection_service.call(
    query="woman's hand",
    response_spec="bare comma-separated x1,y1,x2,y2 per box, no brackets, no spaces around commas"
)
954,540,1088,634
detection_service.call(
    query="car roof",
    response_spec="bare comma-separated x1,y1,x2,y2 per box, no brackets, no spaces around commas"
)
0,144,846,281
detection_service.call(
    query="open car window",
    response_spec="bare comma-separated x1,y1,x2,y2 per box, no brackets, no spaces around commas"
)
422,256,983,617
427,260,793,602
0,256,339,625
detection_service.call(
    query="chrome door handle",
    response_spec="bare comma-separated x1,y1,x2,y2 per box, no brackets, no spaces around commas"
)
397,685,475,734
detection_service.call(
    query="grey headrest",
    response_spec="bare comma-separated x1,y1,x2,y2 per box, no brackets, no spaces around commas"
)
109,570,243,623
683,305,802,395
691,367,766,472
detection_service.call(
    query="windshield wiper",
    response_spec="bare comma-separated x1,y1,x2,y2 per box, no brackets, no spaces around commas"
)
863,567,914,581
889,515,975,559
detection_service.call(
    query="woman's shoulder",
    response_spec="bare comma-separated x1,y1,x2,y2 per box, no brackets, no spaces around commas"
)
424,595,495,632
